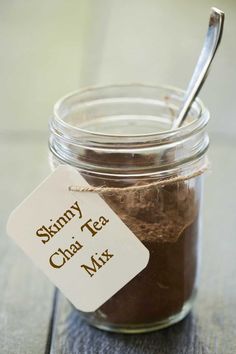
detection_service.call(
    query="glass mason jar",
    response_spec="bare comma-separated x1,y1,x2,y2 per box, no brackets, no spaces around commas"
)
49,84,209,333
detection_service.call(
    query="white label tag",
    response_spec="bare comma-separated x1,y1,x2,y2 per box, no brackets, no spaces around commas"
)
7,166,149,312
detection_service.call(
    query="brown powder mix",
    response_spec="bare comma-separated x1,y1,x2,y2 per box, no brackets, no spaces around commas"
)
81,176,199,326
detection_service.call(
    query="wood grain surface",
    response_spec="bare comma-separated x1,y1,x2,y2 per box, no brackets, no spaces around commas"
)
0,137,55,354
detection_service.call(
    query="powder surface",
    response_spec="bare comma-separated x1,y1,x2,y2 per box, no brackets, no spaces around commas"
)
103,181,197,243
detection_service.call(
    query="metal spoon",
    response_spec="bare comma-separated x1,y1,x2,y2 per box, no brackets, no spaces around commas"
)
172,7,224,130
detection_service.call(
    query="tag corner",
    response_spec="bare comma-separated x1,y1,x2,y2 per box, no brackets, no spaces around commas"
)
56,164,76,173
143,247,150,267
6,210,15,238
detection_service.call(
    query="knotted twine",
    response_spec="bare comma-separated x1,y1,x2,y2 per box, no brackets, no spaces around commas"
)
68,162,209,193
68,161,209,243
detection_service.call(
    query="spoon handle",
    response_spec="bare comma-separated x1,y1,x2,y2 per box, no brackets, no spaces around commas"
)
172,7,224,130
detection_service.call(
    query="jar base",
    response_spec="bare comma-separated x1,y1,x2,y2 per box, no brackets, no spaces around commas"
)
83,291,196,334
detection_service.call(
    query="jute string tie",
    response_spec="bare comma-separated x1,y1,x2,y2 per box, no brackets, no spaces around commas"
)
68,162,209,193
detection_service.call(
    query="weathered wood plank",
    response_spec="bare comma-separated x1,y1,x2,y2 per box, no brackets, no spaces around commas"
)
0,138,55,354
49,141,236,354
49,294,206,354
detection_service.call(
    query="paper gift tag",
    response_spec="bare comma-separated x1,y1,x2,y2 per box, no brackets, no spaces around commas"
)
7,165,150,312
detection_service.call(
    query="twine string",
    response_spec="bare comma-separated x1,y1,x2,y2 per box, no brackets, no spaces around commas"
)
68,163,209,193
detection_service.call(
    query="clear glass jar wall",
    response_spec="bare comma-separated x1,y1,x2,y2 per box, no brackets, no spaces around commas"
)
49,84,209,333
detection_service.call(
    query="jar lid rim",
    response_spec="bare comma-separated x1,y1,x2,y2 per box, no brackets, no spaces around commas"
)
52,83,209,148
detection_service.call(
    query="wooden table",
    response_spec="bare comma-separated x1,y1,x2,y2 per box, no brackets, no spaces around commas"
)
1,134,236,354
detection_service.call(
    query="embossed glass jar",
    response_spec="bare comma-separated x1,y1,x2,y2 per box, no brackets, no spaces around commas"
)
49,84,209,333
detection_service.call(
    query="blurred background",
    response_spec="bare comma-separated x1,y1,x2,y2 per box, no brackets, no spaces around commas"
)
1,2,236,353
0,0,235,137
